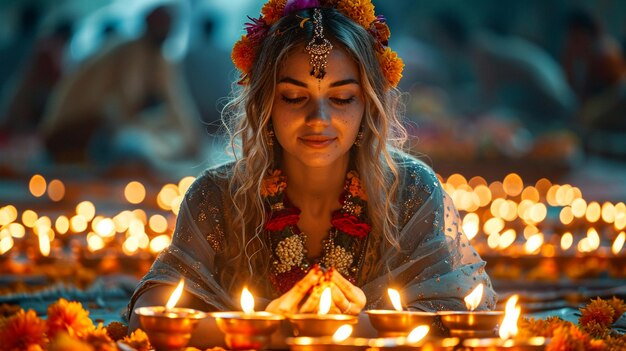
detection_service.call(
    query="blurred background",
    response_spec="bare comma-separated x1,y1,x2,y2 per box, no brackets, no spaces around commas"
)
0,0,625,327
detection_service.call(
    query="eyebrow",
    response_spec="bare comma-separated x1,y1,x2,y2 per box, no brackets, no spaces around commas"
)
277,77,360,88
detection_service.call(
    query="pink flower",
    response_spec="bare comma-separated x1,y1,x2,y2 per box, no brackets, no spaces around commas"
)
284,0,320,15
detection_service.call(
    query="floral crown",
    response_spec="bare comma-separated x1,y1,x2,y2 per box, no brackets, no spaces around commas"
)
231,0,404,87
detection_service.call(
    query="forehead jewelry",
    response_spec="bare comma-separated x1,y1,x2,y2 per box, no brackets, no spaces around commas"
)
305,8,333,80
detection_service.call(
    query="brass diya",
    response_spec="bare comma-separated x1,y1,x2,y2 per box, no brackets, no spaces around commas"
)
134,306,207,351
211,311,285,350
287,313,358,337
366,310,438,337
366,336,461,351
286,336,371,351
463,336,549,351
437,311,504,338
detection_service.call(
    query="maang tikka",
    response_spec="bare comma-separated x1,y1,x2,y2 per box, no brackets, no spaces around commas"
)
305,8,333,79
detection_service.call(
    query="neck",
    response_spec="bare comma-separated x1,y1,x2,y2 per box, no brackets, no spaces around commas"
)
282,154,349,216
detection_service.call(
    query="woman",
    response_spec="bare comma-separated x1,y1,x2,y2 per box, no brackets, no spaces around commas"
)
127,0,496,346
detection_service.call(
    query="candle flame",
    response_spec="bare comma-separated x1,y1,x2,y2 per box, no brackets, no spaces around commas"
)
38,231,50,257
407,325,430,344
499,294,521,340
332,324,353,343
318,286,332,315
241,287,255,314
387,288,403,311
165,279,185,310
464,284,483,311
613,232,625,255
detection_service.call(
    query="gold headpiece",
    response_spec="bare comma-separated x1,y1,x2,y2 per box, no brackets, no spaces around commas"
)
231,0,404,87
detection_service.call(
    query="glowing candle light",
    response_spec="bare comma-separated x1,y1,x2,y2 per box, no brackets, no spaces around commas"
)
586,228,600,251
166,279,185,310
149,235,171,254
76,201,96,221
241,287,255,314
407,325,430,344
524,233,544,254
125,181,146,204
462,213,479,240
464,283,484,311
318,287,332,315
498,295,520,340
387,288,403,311
39,231,50,257
561,232,573,251
47,179,65,202
332,324,353,343
612,232,625,255
29,174,46,197
0,235,14,255
178,176,196,195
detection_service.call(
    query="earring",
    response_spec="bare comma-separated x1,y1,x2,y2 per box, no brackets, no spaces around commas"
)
266,124,275,146
354,126,364,147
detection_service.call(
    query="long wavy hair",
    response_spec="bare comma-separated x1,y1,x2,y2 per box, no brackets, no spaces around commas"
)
220,7,407,295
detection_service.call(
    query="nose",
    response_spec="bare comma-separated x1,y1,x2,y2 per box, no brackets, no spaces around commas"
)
305,99,331,127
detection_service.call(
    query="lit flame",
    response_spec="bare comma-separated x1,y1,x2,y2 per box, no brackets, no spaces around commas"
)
332,324,353,343
241,287,255,314
165,279,185,310
613,232,625,255
499,295,521,340
407,325,430,344
318,286,332,315
387,288,403,311
39,232,50,257
464,284,484,311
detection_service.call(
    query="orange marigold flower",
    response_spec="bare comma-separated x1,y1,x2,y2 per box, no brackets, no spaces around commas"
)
122,328,151,351
582,321,610,339
261,0,287,25
606,297,626,321
46,298,95,339
232,35,257,74
82,323,117,351
377,47,404,87
261,170,286,198
546,325,590,351
48,332,95,351
518,316,572,338
604,335,626,351
0,309,47,351
336,0,376,28
579,297,616,328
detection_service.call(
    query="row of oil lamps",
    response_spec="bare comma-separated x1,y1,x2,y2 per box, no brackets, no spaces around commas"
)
135,282,546,351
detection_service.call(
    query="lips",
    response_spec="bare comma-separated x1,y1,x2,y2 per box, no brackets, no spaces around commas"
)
299,135,336,148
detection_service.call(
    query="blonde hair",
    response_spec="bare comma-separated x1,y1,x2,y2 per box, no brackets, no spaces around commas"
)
221,7,407,294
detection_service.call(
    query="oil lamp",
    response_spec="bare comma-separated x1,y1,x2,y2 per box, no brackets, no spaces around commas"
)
366,288,438,337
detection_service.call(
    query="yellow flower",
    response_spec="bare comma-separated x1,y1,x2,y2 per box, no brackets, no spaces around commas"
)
0,309,47,351
231,35,257,74
48,332,95,351
377,47,404,87
336,0,376,28
122,328,152,351
46,298,95,339
261,0,287,25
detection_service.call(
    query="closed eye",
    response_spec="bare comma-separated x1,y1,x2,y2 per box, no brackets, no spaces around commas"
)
330,97,355,105
281,96,306,104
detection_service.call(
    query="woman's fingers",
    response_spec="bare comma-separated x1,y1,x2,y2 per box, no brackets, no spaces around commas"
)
329,270,366,314
276,267,323,313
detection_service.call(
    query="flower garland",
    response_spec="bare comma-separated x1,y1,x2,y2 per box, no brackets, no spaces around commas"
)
518,297,626,351
262,169,371,294
231,0,404,87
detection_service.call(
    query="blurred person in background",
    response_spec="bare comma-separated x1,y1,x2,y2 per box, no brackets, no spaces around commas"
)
562,8,626,138
39,4,202,166
183,16,231,133
431,11,576,132
0,14,72,137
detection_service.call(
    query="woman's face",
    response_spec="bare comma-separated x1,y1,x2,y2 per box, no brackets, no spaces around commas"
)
271,44,365,169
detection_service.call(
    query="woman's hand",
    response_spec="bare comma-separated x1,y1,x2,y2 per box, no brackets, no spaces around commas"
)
328,269,366,315
300,268,367,315
265,267,323,315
